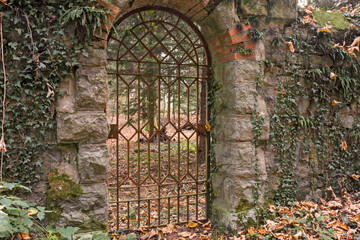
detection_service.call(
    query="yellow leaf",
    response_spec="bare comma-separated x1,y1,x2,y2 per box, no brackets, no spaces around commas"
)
18,232,31,240
26,209,38,216
205,122,211,132
351,174,360,181
247,227,256,235
0,0,7,5
319,27,331,33
188,221,198,228
284,41,295,52
341,140,347,151
329,72,338,79
331,100,341,106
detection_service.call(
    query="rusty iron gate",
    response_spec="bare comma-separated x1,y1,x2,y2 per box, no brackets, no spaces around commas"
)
107,6,211,230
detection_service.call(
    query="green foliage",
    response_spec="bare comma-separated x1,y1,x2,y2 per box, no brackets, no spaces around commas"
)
0,0,109,185
0,181,79,239
313,10,350,30
267,11,360,204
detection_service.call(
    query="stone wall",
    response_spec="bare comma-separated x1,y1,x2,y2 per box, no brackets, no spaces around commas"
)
28,0,360,235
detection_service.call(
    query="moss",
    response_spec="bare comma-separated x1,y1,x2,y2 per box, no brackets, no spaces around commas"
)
46,169,83,223
313,11,350,30
235,199,251,223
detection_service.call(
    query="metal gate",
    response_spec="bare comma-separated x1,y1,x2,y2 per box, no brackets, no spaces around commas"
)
107,6,210,230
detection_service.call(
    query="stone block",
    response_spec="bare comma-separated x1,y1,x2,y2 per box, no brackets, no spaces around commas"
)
214,142,256,177
57,76,75,113
240,0,267,16
268,0,297,19
214,83,256,115
79,183,109,230
256,94,270,140
214,114,253,142
199,1,239,39
78,144,109,183
76,67,108,111
79,47,107,67
57,112,109,143
222,60,261,85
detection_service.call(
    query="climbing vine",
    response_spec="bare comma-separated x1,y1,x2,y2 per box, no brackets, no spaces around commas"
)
267,6,360,204
0,0,110,184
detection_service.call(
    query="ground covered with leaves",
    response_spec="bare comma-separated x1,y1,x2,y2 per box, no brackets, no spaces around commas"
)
112,188,360,239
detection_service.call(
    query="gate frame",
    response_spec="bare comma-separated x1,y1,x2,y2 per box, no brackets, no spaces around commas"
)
106,6,212,230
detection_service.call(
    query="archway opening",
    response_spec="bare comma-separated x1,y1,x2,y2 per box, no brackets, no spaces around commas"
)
106,6,211,231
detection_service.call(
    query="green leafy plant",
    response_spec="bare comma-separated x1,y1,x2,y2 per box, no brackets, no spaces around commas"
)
0,181,79,239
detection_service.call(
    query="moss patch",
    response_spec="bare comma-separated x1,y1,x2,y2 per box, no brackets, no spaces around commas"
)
313,11,350,30
47,169,83,223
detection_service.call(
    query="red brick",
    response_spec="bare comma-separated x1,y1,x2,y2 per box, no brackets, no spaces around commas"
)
228,27,242,37
227,34,250,45
244,43,255,49
242,24,251,31
192,9,208,21
96,0,119,15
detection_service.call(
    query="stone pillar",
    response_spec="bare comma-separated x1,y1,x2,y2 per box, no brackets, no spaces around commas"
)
54,45,109,233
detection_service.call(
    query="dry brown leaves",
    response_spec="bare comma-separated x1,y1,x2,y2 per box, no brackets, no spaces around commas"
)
113,221,213,240
236,187,360,239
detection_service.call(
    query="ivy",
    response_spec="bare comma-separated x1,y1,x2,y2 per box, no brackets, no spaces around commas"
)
0,0,109,185
268,10,360,204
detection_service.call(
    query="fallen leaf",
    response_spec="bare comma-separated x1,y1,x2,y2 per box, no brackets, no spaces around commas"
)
341,140,347,151
331,100,341,106
188,221,198,228
160,223,176,234
18,232,31,240
351,8,358,17
330,72,338,79
247,227,256,235
0,0,7,5
284,41,295,52
351,174,360,181
178,231,192,238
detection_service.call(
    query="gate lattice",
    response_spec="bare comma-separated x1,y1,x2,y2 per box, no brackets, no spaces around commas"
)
107,6,210,230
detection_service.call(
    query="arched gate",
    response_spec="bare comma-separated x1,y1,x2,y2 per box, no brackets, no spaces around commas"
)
107,6,210,230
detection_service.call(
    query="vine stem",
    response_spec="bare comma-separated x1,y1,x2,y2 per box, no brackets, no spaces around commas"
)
0,12,7,182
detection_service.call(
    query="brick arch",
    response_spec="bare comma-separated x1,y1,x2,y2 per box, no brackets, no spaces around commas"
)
95,0,261,64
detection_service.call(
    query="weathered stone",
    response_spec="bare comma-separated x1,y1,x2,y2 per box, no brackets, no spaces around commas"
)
268,0,297,19
199,1,239,39
79,47,107,67
214,142,257,177
338,107,354,129
57,162,80,184
61,208,90,226
214,83,256,115
76,67,108,111
256,94,270,140
79,183,109,230
254,40,266,61
222,60,261,85
57,75,76,113
78,144,109,183
215,114,253,142
74,231,107,240
240,0,267,16
57,112,109,143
